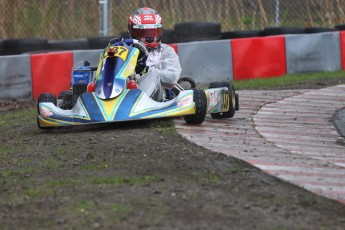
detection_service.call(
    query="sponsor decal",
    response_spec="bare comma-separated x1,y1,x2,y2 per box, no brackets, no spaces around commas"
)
40,107,53,118
177,96,192,107
208,91,219,109
143,15,153,21
77,79,87,84
221,89,230,111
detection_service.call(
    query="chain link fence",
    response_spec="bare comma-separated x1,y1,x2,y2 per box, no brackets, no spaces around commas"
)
0,0,344,40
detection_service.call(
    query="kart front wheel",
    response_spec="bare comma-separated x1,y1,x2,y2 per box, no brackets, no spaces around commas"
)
183,89,207,124
209,82,237,119
37,93,57,112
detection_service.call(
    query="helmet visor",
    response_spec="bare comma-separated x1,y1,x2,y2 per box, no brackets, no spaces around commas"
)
132,27,163,39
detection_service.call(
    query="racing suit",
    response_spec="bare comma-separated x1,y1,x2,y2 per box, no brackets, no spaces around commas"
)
137,44,182,101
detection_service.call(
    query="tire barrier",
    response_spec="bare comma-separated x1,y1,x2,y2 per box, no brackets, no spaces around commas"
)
1,31,345,100
335,24,345,31
304,27,337,34
260,27,305,36
174,22,221,43
162,29,177,44
232,36,286,80
221,30,261,40
87,36,113,50
3,38,49,55
48,38,90,51
286,32,342,74
0,39,4,56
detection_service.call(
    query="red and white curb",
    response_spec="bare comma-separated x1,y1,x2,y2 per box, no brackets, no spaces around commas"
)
174,85,345,204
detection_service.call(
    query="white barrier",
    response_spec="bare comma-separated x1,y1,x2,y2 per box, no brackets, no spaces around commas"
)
286,32,342,73
0,55,32,100
177,40,233,86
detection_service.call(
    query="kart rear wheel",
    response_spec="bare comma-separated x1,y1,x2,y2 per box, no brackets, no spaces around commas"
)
179,77,196,89
37,93,57,129
183,88,207,125
172,77,196,97
58,90,72,99
58,90,75,110
209,82,237,119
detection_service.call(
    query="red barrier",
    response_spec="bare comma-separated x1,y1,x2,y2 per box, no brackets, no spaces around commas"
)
231,36,287,80
168,44,178,54
341,31,345,70
31,52,73,100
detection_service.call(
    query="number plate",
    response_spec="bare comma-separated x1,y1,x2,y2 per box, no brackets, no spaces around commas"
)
104,46,129,60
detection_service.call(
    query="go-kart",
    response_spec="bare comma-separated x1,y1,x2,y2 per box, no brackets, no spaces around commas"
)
37,39,239,129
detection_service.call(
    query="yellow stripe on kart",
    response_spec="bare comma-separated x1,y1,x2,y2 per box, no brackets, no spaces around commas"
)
141,104,196,119
93,90,129,121
38,115,84,127
129,93,193,117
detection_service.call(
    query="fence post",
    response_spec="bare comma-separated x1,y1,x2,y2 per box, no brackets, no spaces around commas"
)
275,0,280,27
99,0,112,36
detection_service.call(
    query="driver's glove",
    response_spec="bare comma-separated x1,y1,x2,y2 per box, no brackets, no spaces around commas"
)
135,55,149,75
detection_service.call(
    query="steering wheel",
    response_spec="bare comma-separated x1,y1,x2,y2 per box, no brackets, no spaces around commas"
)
124,39,149,57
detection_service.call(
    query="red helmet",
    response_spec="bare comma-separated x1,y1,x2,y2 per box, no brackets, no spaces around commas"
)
128,7,163,49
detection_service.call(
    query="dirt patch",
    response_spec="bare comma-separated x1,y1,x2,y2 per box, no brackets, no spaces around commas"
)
1,78,345,229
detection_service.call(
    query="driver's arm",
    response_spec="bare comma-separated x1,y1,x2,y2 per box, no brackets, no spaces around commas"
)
148,45,182,89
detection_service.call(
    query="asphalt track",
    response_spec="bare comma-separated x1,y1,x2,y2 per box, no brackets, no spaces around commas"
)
175,85,345,205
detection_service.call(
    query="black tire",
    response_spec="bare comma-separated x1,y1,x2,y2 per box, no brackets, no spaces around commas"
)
58,90,75,110
174,22,221,37
335,24,345,31
183,89,207,125
48,39,89,51
0,39,5,56
304,27,336,34
260,27,305,36
37,93,57,129
162,29,176,44
37,93,57,109
3,38,49,55
178,77,196,89
174,22,221,42
87,36,113,49
208,82,236,119
58,90,72,99
221,30,261,39
174,35,221,43
172,77,196,97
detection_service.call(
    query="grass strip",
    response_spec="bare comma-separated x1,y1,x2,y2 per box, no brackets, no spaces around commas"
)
233,71,345,90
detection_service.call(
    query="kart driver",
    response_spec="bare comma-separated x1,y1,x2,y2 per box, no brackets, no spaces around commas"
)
126,7,182,101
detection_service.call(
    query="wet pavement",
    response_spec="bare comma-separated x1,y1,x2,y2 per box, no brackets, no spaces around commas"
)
175,85,345,205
